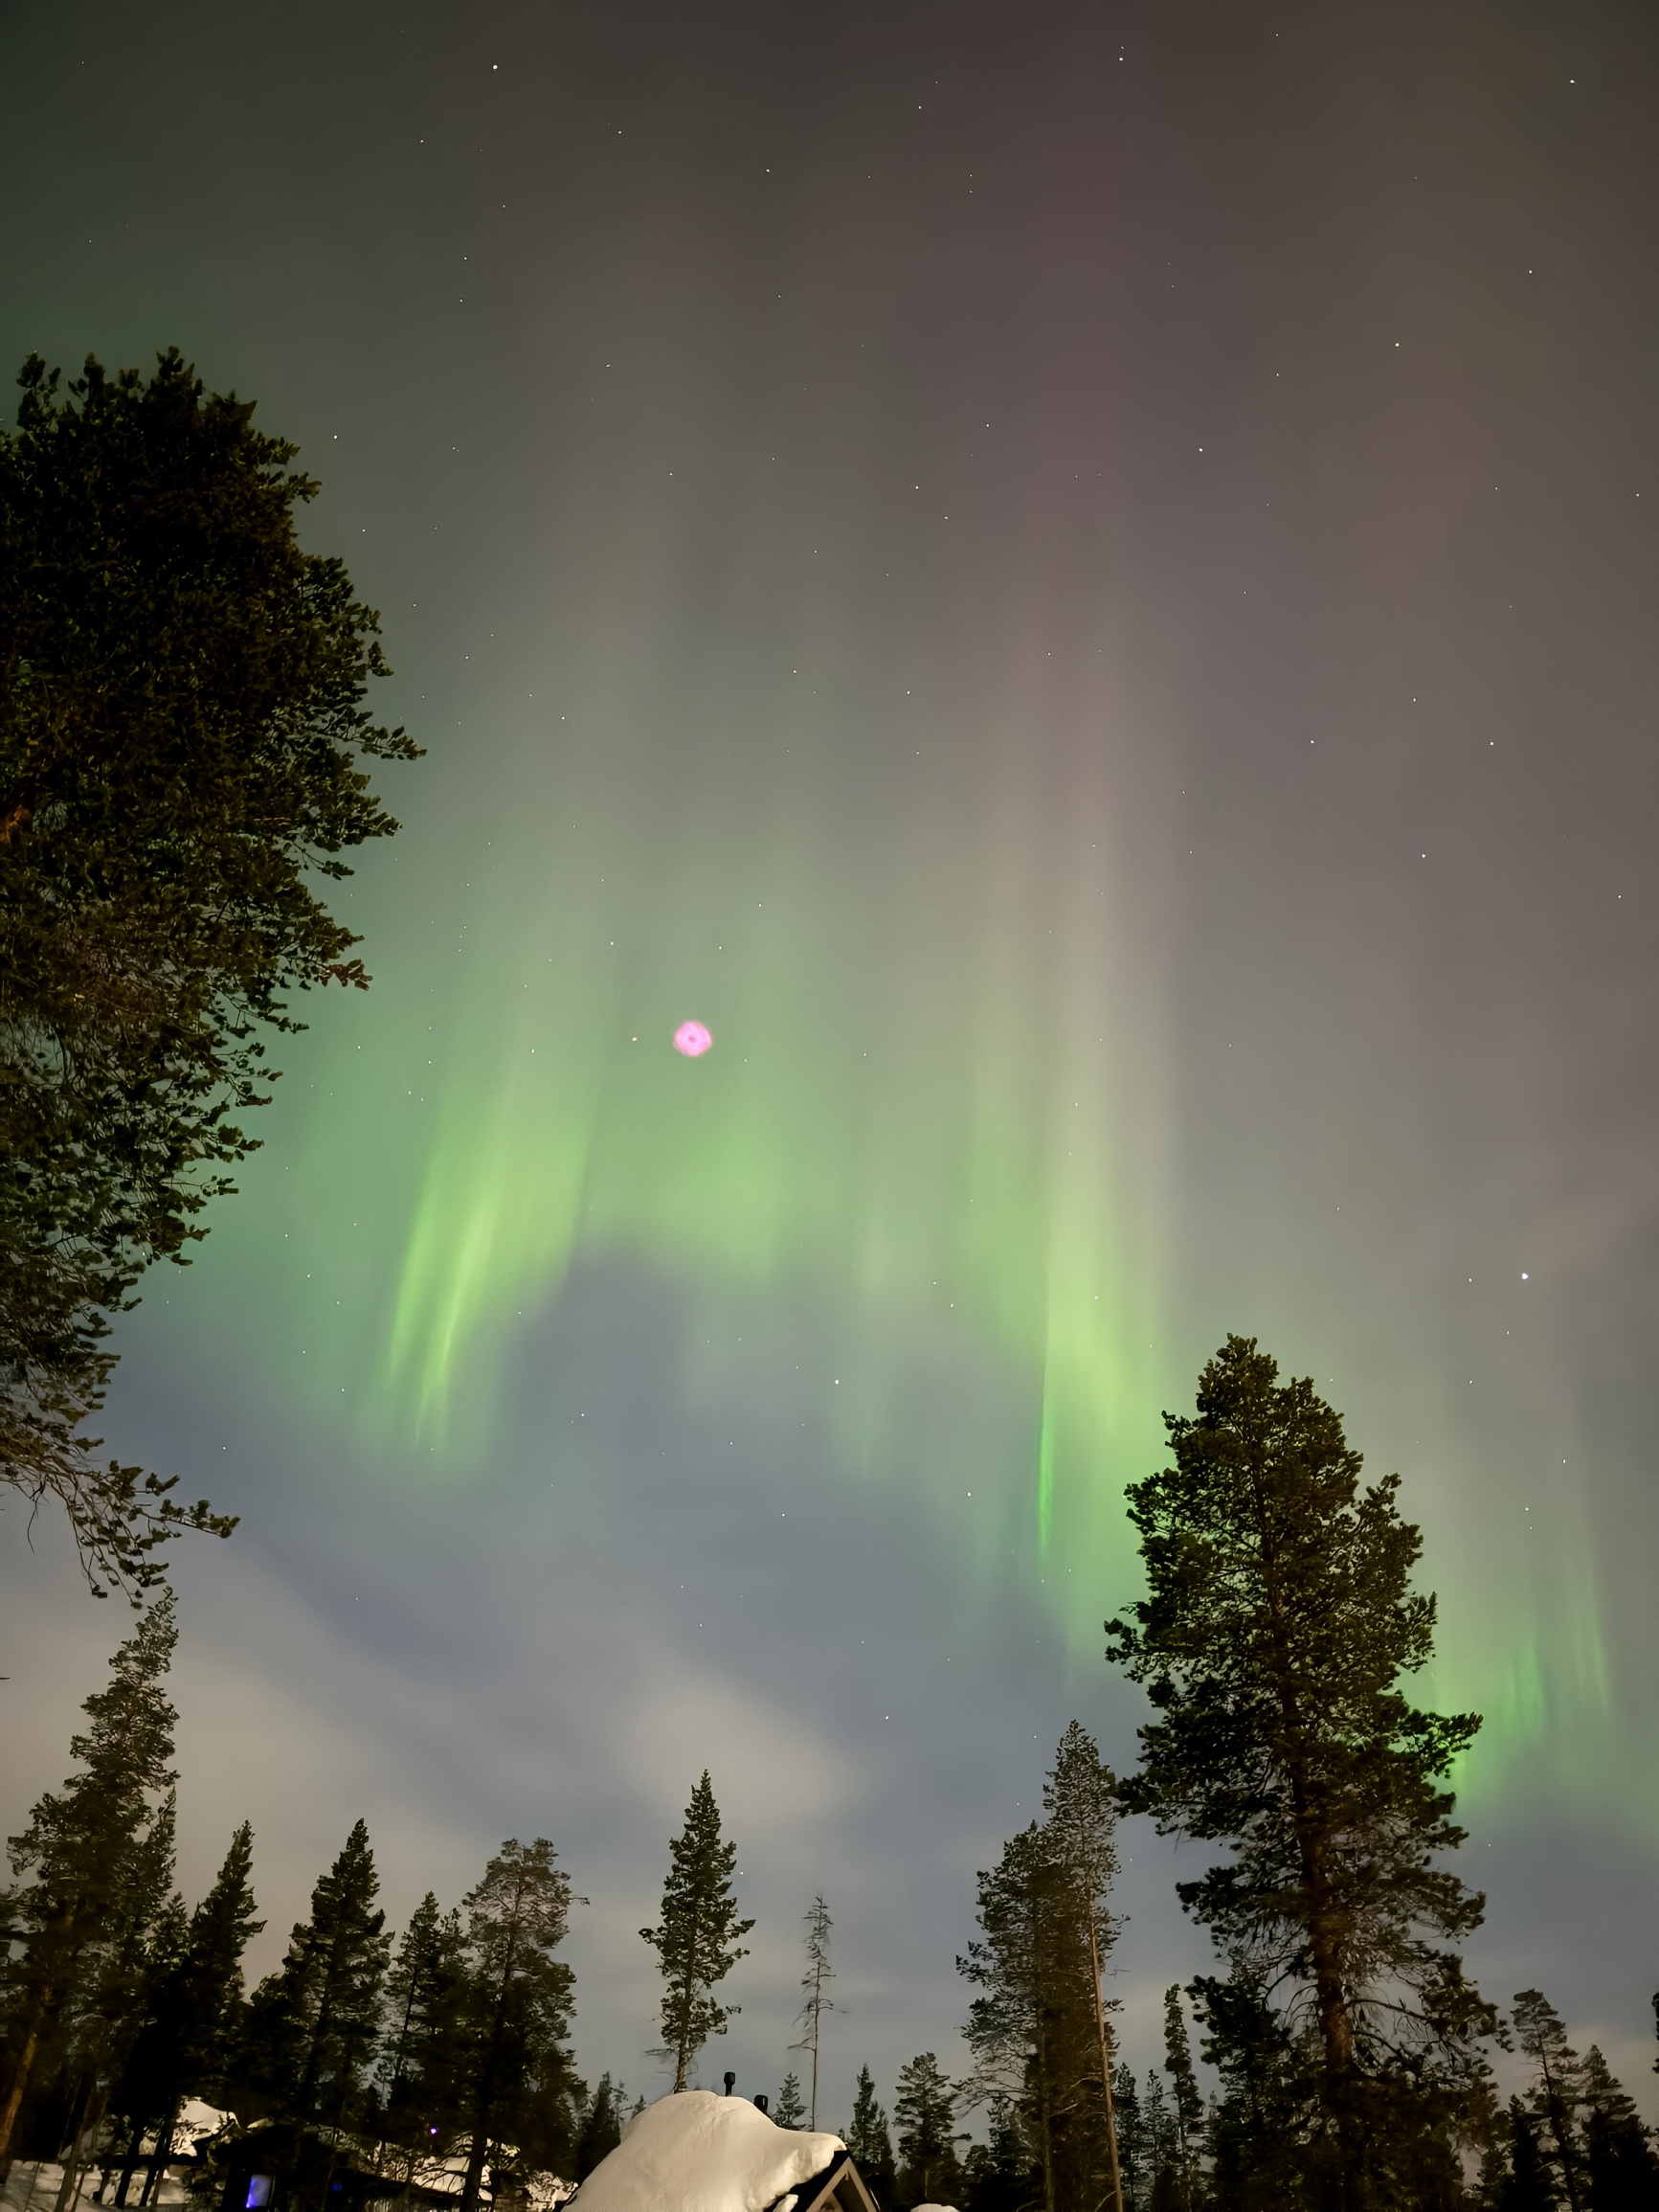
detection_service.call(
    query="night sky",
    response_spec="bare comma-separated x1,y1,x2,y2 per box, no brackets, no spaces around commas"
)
4,0,1659,2124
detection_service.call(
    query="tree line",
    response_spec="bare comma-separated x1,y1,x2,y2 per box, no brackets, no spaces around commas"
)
0,1604,755,2211
7,1340,1658,2212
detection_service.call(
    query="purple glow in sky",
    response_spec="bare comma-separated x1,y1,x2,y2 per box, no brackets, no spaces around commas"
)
673,1020,713,1058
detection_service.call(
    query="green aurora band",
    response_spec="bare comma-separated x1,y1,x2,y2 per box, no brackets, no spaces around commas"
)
199,616,1614,1828
379,636,1172,1617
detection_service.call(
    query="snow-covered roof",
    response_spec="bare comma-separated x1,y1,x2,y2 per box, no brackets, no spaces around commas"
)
177,2101,234,2141
572,2093,845,2212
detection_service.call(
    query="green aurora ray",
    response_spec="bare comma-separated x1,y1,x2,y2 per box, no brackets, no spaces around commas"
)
144,400,1619,1829
377,637,1173,1626
191,628,1614,1828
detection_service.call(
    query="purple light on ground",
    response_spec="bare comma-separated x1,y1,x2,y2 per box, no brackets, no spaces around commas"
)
673,1020,713,1058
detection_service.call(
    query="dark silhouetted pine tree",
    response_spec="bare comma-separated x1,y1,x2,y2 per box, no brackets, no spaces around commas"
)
1113,2067,1146,2212
109,1820,261,2201
1108,1339,1493,2206
962,2103,1035,2212
639,1774,752,2092
1580,2047,1658,2212
242,1819,389,2134
1043,1722,1126,2212
1513,1992,1587,2212
960,1728,1121,2212
454,1839,579,2212
0,1594,177,2178
377,1892,468,2163
0,349,417,1592
894,2053,962,2207
847,2065,897,2205
1191,1963,1310,2212
574,2074,624,2180
774,2073,807,2129
1500,2100,1558,2212
1162,1988,1204,2211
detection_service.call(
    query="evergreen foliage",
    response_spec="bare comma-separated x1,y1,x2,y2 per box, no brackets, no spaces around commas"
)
1107,1337,1492,2203
0,1592,178,2169
1189,1964,1309,2212
960,1727,1122,2212
1501,1997,1659,2212
1112,2067,1145,2212
847,2065,897,2204
1580,2046,1659,2211
961,2103,1036,2212
894,2052,962,2208
773,2072,807,2130
1139,2076,1177,2212
1499,2100,1557,2212
108,1820,261,2198
1043,1721,1127,2212
639,1773,752,2092
1512,1992,1585,2212
375,1893,467,2161
454,1839,579,2212
0,350,418,1594
240,1819,390,2133
574,2074,624,2180
1161,1988,1203,2211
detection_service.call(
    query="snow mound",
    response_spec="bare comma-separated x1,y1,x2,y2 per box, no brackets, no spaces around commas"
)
573,2092,844,2212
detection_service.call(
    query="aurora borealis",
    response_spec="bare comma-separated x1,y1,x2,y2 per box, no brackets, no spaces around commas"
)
4,0,1659,2116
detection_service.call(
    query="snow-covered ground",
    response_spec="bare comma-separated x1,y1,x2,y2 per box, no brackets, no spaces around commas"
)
572,2094,843,2212
0,2166,191,2212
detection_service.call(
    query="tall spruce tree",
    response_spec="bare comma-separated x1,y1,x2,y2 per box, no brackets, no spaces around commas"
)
1113,2067,1150,2212
52,1789,180,2212
454,1839,579,2212
243,1819,389,2133
1161,1988,1204,2211
1513,1994,1587,2212
960,1728,1122,2212
109,1822,261,2204
0,350,418,1592
1501,2101,1558,2212
962,2104,1035,2212
1140,2075,1177,2212
1107,1338,1491,2204
1579,2047,1658,2212
894,2053,961,2207
1189,1964,1308,2212
106,1894,190,2205
847,2065,897,2204
377,1893,468,2163
574,2075,624,2181
639,1774,752,2091
791,1896,836,2129
774,2073,807,2130
0,1593,178,2175
1042,1721,1126,2212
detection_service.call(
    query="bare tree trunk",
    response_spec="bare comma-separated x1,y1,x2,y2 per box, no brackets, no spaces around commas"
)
138,2102,179,2210
112,2119,146,2207
0,2020,44,2162
1084,1906,1125,2212
55,2084,109,2212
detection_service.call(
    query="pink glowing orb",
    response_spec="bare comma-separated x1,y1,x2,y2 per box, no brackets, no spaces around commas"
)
673,1019,713,1058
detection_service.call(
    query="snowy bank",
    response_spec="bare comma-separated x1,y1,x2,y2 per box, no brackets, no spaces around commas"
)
572,2093,845,2212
